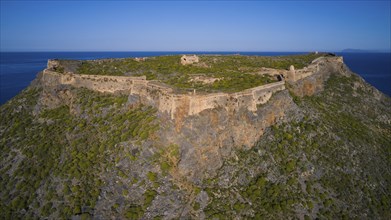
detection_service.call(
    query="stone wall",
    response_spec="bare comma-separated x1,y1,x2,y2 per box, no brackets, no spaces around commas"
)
286,57,333,82
288,57,349,97
42,57,344,119
42,70,147,93
47,59,61,70
41,69,286,120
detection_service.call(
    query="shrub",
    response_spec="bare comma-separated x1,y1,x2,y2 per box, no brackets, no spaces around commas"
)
147,172,157,182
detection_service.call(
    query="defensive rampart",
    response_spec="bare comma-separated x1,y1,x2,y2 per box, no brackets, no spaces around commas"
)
42,57,339,119
42,70,148,93
41,69,285,119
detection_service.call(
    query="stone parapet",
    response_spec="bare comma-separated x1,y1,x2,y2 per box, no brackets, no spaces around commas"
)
41,56,343,119
41,69,286,119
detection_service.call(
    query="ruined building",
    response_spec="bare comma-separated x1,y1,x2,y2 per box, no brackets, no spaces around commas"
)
181,55,199,65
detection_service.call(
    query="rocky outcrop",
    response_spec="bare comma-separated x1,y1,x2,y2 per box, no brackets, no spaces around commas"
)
164,90,301,182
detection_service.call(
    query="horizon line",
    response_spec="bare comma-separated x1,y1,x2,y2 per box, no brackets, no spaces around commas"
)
0,50,319,52
1,50,390,53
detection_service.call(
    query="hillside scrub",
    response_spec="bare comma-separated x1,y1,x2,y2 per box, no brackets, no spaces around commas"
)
0,87,160,219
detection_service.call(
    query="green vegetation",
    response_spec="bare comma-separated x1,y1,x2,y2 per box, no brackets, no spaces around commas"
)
143,189,158,208
200,73,391,219
125,205,144,219
72,53,326,92
158,144,179,175
0,87,159,219
147,172,158,182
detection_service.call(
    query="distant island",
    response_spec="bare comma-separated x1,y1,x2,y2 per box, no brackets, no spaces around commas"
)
341,48,391,53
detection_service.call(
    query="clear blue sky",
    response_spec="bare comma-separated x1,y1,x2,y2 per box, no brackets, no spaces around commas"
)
1,1,390,52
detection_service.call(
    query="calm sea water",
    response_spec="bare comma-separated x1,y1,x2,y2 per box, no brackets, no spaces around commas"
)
336,52,391,96
1,52,390,105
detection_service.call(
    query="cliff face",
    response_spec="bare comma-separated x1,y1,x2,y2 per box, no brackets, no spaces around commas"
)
2,55,390,219
169,89,301,181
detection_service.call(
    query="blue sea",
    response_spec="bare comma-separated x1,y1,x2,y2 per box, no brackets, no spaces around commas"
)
1,52,390,105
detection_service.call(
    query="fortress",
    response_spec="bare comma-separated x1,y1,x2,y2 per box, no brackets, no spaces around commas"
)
39,55,347,179
41,56,343,120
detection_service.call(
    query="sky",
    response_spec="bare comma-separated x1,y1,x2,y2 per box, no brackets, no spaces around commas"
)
0,1,390,52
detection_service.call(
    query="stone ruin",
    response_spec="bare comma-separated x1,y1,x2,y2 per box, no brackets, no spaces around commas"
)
134,57,146,62
181,55,199,65
43,56,342,121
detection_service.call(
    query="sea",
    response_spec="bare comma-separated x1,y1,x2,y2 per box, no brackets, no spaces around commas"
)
1,52,390,105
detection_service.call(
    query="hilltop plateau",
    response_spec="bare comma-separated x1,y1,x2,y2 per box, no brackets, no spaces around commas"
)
1,53,390,219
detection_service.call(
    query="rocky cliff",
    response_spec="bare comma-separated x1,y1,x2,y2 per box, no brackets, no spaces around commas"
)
1,55,390,219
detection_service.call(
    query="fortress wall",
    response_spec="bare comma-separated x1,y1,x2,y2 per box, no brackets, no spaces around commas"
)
157,94,175,117
188,93,228,116
41,56,345,125
288,62,321,82
289,56,344,82
42,70,147,93
128,80,176,116
41,70,63,86
185,81,286,117
294,64,319,81
70,74,145,93
295,71,314,81
42,70,287,119
252,81,286,105
129,81,159,107
236,93,255,111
